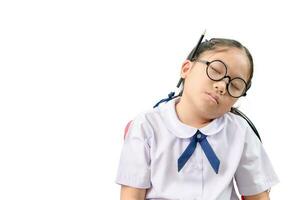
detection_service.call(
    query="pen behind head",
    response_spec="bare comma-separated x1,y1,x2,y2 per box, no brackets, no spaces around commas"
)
176,29,207,88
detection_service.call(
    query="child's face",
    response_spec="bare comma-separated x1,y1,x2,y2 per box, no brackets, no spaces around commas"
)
180,47,251,120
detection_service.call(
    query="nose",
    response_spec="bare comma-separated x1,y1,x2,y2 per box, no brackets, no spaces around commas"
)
213,80,227,95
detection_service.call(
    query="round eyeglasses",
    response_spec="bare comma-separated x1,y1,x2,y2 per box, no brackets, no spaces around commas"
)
195,59,248,98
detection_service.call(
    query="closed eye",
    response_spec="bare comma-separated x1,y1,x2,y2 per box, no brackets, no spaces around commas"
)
231,84,241,90
211,67,221,74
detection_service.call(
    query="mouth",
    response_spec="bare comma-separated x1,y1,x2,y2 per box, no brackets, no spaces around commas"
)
205,92,219,104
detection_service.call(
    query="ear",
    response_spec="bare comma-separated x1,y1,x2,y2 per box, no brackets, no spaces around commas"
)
180,60,193,79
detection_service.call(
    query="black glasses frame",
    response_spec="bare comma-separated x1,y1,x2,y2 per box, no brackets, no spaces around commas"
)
195,59,248,98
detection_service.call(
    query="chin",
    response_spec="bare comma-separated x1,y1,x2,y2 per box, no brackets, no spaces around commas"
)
197,101,228,118
193,102,216,118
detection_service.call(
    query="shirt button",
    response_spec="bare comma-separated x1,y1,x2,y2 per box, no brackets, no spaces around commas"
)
197,133,201,139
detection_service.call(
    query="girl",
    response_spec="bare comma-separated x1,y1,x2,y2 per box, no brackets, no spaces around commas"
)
116,34,279,200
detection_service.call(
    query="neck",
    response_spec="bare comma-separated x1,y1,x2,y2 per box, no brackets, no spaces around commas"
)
175,96,212,129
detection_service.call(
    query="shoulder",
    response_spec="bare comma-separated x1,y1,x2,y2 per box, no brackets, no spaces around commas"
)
224,111,249,128
124,108,158,140
223,111,254,141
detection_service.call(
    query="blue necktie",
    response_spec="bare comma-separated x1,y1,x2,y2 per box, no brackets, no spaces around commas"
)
177,130,220,174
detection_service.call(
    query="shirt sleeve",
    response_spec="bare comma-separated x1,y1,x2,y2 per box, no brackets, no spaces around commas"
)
115,113,152,189
234,125,280,196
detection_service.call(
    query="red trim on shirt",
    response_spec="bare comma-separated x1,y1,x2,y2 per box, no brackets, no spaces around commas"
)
124,120,132,139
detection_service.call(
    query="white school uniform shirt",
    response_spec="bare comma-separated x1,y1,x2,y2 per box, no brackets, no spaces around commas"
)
116,96,279,200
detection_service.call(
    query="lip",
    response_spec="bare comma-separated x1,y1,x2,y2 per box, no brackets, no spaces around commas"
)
205,92,219,104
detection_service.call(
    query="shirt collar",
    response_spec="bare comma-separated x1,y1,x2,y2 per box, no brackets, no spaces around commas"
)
158,96,226,139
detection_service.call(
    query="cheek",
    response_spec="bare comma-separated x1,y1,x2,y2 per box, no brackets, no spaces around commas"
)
185,70,213,94
191,71,211,86
190,77,208,93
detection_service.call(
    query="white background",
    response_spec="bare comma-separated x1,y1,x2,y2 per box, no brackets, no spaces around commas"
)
0,0,299,199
